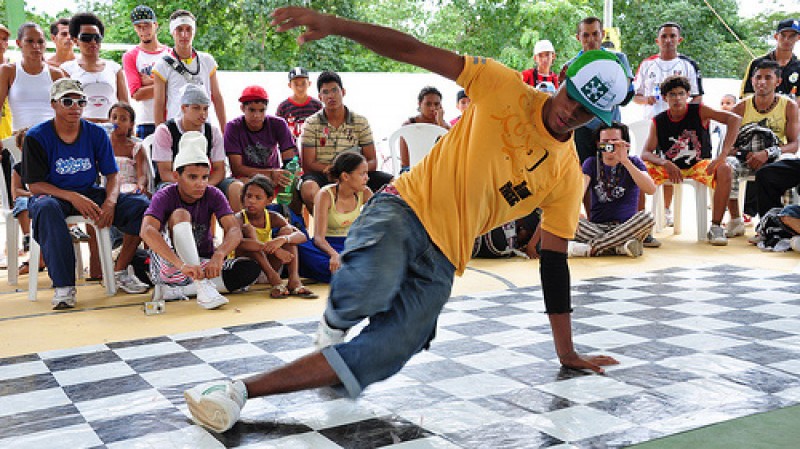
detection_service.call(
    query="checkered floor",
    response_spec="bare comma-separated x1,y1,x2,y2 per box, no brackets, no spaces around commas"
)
2,264,800,448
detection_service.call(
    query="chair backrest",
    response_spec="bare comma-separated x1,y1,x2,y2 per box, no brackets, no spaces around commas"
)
139,134,157,193
387,123,449,176
0,160,11,210
1,135,21,162
627,119,651,157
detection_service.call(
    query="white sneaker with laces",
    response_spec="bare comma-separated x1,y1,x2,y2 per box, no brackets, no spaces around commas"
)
184,379,247,433
314,317,347,350
52,286,77,309
707,224,728,246
196,279,229,309
567,241,591,257
726,218,746,238
615,239,644,257
152,284,189,301
115,268,149,294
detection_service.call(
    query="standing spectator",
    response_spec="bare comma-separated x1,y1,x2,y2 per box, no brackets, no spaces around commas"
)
640,76,739,246
44,18,75,68
522,39,559,89
740,19,800,101
152,84,226,188
122,5,169,139
60,13,128,123
152,9,226,130
0,23,67,132
568,122,655,258
398,86,449,172
276,67,323,139
299,71,392,215
221,85,295,211
22,79,150,308
449,89,470,126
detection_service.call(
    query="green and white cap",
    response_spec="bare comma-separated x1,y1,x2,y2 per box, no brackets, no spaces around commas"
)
565,50,629,126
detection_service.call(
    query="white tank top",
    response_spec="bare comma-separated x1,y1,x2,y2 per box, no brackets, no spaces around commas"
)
8,61,55,131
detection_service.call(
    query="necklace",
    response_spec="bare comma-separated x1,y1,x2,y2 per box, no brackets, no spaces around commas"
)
753,95,778,114
171,47,200,76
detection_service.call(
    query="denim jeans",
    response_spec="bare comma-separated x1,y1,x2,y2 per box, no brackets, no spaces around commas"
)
320,193,455,398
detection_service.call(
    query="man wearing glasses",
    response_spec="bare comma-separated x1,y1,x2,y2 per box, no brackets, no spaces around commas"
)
22,79,150,309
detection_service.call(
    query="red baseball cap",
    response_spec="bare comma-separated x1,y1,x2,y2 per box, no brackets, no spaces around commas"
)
239,85,269,103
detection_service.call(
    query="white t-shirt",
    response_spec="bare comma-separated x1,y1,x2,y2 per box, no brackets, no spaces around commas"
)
61,59,122,120
122,45,169,125
152,49,217,122
633,54,704,120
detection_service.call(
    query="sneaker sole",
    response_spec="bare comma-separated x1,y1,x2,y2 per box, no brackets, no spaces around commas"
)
198,296,229,310
709,240,729,246
183,390,234,433
52,301,75,310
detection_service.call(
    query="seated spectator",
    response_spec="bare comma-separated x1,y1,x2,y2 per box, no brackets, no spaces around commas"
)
233,175,317,299
276,67,323,139
140,132,261,308
641,75,739,246
567,122,656,258
60,13,128,122
299,71,391,214
152,84,225,188
298,152,372,283
23,79,150,308
449,89,470,126
398,86,450,173
472,210,540,259
109,102,149,196
221,86,295,212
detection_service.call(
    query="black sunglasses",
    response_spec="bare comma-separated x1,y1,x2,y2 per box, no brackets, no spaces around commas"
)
77,33,103,43
59,97,88,108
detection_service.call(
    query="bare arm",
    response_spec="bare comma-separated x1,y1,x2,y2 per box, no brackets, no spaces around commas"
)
209,160,226,187
782,100,799,154
0,64,12,111
301,143,328,174
209,72,226,132
640,120,662,165
141,215,184,268
271,7,464,81
229,154,289,184
157,161,176,183
115,70,129,103
29,181,102,222
361,143,378,171
699,104,741,159
312,188,338,257
153,76,166,126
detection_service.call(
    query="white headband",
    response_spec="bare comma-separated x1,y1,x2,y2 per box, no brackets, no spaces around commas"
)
170,16,196,34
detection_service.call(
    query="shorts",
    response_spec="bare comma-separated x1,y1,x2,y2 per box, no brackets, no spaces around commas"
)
646,159,717,188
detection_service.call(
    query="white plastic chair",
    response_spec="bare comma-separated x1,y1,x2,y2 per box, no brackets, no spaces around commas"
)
0,162,19,285
139,134,157,194
387,123,449,176
627,119,651,157
652,179,709,241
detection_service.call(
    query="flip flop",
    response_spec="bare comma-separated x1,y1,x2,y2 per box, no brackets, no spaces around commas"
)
289,286,319,299
270,284,290,299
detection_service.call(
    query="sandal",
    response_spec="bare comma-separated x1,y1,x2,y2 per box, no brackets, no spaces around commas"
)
270,284,290,299
289,286,319,299
18,261,45,275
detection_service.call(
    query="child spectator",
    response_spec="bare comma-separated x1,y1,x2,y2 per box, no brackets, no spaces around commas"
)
233,175,317,298
298,152,372,283
276,67,323,139
108,102,149,196
449,89,470,126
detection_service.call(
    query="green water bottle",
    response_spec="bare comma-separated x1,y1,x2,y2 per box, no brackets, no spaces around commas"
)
276,156,299,205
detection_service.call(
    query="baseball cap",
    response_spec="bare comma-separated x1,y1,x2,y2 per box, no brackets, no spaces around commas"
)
536,81,556,94
180,84,209,106
239,85,269,103
131,5,157,24
0,24,10,38
776,18,800,34
288,67,309,80
173,131,210,170
534,40,555,55
565,50,629,126
50,79,85,101
456,89,468,101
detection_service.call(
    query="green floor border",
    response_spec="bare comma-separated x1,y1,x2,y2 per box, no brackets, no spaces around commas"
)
628,404,800,449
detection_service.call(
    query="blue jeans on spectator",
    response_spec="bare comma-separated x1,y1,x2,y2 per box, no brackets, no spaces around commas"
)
28,186,149,287
319,193,455,398
136,124,156,139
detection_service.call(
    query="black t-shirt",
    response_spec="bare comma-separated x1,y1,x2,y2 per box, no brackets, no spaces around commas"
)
741,52,800,98
654,103,712,169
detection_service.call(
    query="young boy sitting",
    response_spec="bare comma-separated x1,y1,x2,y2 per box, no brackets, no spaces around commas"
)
233,174,317,299
140,131,261,308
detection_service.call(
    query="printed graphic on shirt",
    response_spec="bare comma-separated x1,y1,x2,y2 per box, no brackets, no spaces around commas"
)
243,143,275,167
55,157,92,175
666,130,702,166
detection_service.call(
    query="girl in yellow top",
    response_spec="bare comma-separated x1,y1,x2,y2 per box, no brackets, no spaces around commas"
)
233,174,317,299
298,152,373,282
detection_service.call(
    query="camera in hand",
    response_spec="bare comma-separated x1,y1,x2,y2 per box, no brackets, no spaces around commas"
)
602,143,615,153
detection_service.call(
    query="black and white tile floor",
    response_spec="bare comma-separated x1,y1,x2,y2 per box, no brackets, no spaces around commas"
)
2,264,800,448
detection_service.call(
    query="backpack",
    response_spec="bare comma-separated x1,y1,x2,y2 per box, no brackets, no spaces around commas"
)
755,207,795,248
472,221,523,258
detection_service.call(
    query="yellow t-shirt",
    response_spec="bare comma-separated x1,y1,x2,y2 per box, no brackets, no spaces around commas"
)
741,94,790,144
395,56,583,275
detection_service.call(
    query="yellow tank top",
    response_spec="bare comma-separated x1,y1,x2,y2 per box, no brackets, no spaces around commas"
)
325,185,363,237
229,209,271,258
742,94,790,144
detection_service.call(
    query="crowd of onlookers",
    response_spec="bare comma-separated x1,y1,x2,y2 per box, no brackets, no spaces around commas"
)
0,7,799,311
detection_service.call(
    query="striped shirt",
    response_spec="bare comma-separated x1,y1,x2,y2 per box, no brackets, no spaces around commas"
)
276,96,323,138
300,107,373,164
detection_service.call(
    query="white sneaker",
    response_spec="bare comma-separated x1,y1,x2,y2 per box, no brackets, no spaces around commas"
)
707,224,728,246
184,379,247,433
196,279,229,309
791,236,800,252
567,241,591,257
313,316,347,350
726,218,746,238
115,268,149,294
152,284,189,301
665,208,674,227
52,286,77,309
615,239,643,257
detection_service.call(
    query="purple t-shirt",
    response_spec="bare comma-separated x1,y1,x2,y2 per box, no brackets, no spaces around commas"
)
144,184,233,257
223,115,295,170
583,155,646,224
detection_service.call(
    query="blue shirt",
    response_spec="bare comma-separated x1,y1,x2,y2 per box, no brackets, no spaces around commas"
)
22,119,118,191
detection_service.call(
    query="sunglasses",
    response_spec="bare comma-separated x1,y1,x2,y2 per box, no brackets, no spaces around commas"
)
58,97,88,108
77,33,103,43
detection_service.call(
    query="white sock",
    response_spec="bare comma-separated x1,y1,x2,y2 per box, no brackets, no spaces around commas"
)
172,222,200,266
